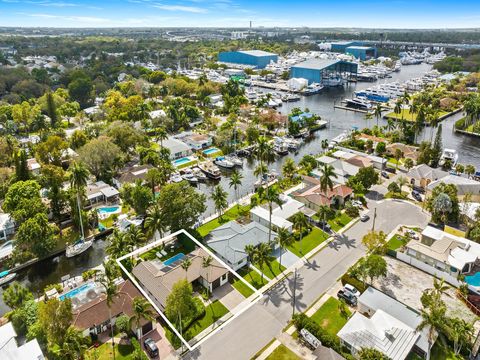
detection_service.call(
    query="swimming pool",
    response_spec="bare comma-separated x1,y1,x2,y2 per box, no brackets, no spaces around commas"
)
59,282,95,301
465,272,480,287
163,253,185,266
203,147,220,155
173,157,191,166
97,206,120,214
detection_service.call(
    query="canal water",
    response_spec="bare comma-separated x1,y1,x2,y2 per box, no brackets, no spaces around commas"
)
1,63,479,316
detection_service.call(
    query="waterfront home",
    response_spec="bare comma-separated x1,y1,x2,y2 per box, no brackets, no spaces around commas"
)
404,226,480,277
133,247,229,310
72,280,155,338
85,181,120,207
114,164,154,188
386,143,419,162
333,148,387,170
162,136,192,160
357,133,387,147
206,221,277,271
292,176,353,211
344,155,374,169
0,213,15,242
314,156,360,185
426,175,480,201
0,321,45,359
181,133,213,151
250,194,305,233
338,287,432,360
406,164,448,189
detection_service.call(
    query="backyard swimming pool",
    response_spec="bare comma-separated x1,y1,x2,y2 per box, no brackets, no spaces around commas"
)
97,206,120,215
163,253,185,266
59,282,96,301
203,147,220,155
173,157,191,166
465,272,480,287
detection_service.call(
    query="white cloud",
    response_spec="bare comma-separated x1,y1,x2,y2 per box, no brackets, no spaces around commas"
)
152,4,208,13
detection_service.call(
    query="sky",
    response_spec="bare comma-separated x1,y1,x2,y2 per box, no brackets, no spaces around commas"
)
0,0,480,28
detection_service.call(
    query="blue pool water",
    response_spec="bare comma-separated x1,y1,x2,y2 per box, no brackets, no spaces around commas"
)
163,253,185,266
465,272,480,287
59,283,95,301
203,148,220,155
173,157,191,166
97,206,120,214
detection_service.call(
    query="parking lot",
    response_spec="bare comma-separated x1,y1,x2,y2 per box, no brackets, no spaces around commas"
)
372,256,473,321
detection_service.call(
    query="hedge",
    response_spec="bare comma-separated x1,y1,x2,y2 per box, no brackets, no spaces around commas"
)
340,273,367,293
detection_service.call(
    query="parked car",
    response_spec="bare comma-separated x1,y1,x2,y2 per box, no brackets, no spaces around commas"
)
316,221,331,232
411,190,422,202
381,171,389,179
360,214,370,222
406,229,419,240
343,284,360,298
337,289,358,306
144,338,159,358
351,200,363,208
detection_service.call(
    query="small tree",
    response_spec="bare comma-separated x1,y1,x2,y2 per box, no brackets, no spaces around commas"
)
165,279,196,324
404,157,414,171
361,231,388,255
211,185,228,218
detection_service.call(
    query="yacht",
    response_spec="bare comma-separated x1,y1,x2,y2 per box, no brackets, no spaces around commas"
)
214,156,235,169
225,155,243,167
274,144,289,156
66,238,93,258
440,149,459,166
354,89,390,103
182,169,199,184
284,138,301,151
0,270,16,286
198,161,222,179
322,77,344,87
170,173,183,183
254,172,278,189
192,167,208,182
345,97,373,111
304,83,324,95
281,93,301,102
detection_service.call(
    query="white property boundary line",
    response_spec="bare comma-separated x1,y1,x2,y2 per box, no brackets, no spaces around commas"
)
116,229,264,352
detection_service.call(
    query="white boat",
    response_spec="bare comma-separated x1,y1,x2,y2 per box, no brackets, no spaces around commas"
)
66,238,93,258
440,149,459,166
345,97,373,111
0,270,16,286
274,144,289,156
214,156,235,169
170,173,183,183
284,138,301,151
304,83,324,95
225,155,243,167
322,77,344,87
198,161,222,179
0,241,14,261
182,171,199,184
192,167,208,182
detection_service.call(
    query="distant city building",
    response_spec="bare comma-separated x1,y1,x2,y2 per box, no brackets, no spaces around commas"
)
218,50,278,69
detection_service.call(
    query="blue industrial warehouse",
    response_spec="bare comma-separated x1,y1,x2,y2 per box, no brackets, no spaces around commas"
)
290,59,358,85
330,41,364,53
346,46,377,60
218,50,278,69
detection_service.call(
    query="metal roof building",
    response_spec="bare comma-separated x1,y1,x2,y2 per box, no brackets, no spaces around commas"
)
330,41,363,52
290,59,358,85
346,46,377,60
218,50,278,69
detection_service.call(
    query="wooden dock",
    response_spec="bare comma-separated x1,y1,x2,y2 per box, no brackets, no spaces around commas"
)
334,105,371,114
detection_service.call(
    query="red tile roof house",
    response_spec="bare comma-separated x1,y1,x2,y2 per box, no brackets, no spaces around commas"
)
292,176,353,212
72,280,155,339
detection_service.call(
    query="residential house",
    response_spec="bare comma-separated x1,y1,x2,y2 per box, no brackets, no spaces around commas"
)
250,194,305,233
338,287,432,360
292,176,353,212
0,214,15,242
344,155,373,169
406,164,448,189
404,226,480,276
312,346,345,360
27,158,41,175
314,156,360,185
0,321,44,360
114,164,154,189
182,133,213,151
427,175,480,201
387,143,419,162
133,247,229,310
206,221,277,271
162,137,192,160
85,181,120,207
72,280,155,338
357,133,387,148
334,148,386,170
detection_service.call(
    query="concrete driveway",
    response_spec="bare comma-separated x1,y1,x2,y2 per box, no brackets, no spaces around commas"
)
142,322,175,360
272,247,299,268
212,283,245,314
184,200,430,360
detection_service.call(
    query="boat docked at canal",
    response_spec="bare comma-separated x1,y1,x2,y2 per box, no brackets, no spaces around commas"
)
0,270,16,286
345,97,373,111
198,161,222,179
66,238,93,258
181,169,199,184
214,156,235,169
440,148,459,167
192,167,208,182
304,82,324,95
274,143,289,156
170,173,183,183
225,155,243,167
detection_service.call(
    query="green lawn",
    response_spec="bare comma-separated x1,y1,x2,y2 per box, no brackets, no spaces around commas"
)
183,300,229,340
385,108,448,122
256,258,286,279
265,344,301,360
287,227,329,257
310,297,351,335
197,205,250,237
430,341,463,360
230,276,255,298
85,343,134,360
387,234,408,251
328,213,353,232
238,266,268,289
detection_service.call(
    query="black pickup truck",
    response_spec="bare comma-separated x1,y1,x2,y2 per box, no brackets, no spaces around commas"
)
337,289,358,306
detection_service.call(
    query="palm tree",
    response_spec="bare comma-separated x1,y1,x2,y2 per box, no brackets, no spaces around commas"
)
254,163,268,181
393,99,402,122
397,176,408,192
275,227,293,270
448,317,474,355
317,205,334,231
181,257,192,279
244,244,257,264
292,212,309,256
54,326,89,360
465,164,476,178
145,203,165,240
202,256,213,293
127,226,146,246
319,163,337,199
229,170,243,208
255,242,273,283
373,103,383,127
258,185,283,243
156,126,168,146
255,136,274,180
430,278,450,298
130,296,155,339
211,185,228,218
417,303,446,360
394,148,403,171
99,263,119,360
69,161,90,239
106,229,134,259
282,158,297,180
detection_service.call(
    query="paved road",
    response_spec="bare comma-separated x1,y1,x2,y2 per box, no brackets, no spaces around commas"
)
185,200,429,360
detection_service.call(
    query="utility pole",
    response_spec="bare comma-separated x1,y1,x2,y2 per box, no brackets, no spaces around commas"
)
292,268,297,316
371,208,377,232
